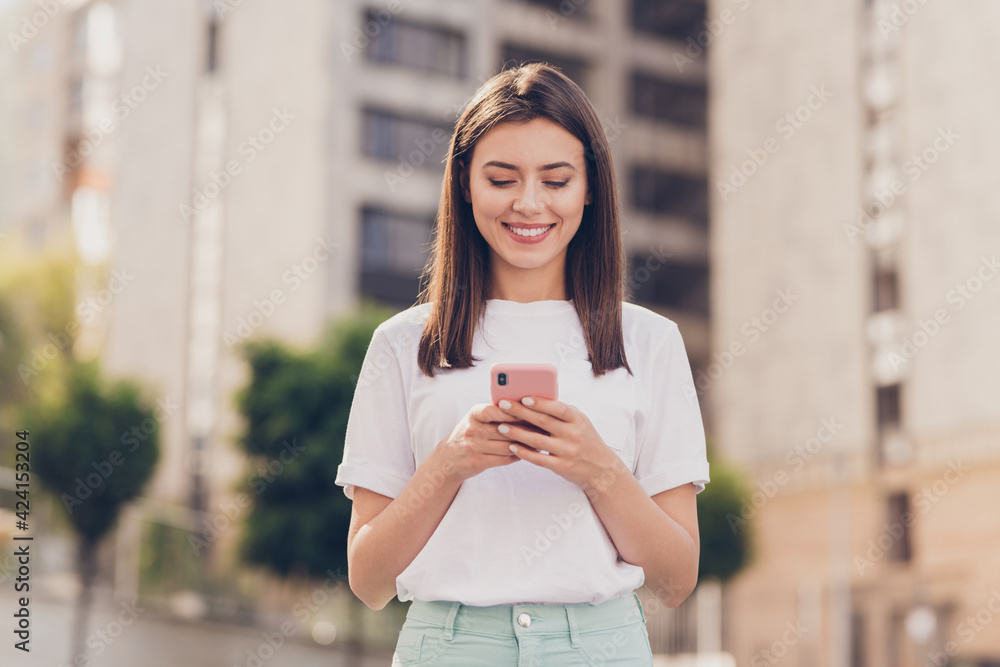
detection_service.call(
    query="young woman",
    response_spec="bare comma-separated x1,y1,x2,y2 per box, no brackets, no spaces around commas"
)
336,63,710,666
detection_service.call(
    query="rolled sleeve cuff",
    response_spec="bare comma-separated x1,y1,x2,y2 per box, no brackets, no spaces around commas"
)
637,459,711,497
335,463,411,500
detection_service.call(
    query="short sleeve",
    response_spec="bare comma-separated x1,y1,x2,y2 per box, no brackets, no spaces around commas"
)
633,323,710,496
334,327,416,500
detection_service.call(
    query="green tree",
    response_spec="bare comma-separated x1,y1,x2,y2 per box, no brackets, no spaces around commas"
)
233,303,394,653
0,291,29,414
0,243,78,426
24,360,161,663
697,450,752,582
233,304,393,578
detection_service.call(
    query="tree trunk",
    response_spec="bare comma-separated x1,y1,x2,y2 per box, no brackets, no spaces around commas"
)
70,537,98,664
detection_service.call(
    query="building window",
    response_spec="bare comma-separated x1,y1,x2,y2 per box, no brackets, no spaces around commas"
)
359,207,433,307
627,254,709,315
68,76,84,122
876,383,902,466
500,44,588,90
888,608,905,667
206,18,220,72
886,492,912,562
73,13,88,55
631,71,707,130
631,165,708,226
873,264,899,311
361,108,451,166
366,11,465,78
851,610,867,667
877,383,901,434
631,0,706,42
515,0,589,19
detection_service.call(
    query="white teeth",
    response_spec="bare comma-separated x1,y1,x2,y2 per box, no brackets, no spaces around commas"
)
505,224,553,238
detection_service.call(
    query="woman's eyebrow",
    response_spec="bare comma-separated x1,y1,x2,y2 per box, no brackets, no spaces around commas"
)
481,160,577,171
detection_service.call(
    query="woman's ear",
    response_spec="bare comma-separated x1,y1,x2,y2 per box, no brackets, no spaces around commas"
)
585,182,593,206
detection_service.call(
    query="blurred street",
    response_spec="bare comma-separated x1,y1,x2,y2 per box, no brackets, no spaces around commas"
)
0,588,392,667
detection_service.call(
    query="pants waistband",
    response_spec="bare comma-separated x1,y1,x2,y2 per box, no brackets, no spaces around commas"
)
404,592,646,641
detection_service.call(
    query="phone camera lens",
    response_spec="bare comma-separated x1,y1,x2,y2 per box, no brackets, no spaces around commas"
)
498,373,507,386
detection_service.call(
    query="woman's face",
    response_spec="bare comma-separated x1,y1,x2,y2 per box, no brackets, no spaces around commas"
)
462,117,592,281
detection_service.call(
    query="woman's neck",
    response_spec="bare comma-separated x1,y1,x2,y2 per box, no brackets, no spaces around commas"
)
487,258,568,303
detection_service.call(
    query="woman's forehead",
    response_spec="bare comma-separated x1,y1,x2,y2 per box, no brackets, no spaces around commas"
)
472,118,585,167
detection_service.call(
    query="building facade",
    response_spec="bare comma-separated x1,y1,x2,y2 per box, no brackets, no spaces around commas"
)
709,0,1000,664
2,0,713,627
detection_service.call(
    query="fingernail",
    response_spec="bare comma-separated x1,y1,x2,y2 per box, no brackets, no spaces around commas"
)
521,397,535,406
499,399,512,410
498,424,510,434
509,444,518,453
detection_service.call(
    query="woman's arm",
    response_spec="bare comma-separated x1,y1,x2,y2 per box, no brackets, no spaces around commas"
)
347,447,462,611
497,396,702,608
585,469,700,608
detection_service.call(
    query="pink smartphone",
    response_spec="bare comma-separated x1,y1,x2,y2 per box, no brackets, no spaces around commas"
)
490,362,558,404
491,363,558,450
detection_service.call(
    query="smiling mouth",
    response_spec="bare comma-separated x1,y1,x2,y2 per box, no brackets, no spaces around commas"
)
502,223,555,238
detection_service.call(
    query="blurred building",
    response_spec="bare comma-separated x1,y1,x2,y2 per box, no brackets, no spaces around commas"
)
8,0,1000,663
709,0,1000,664
1,0,712,619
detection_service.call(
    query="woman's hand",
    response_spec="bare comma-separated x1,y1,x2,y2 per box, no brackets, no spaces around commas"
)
434,404,522,484
495,396,623,491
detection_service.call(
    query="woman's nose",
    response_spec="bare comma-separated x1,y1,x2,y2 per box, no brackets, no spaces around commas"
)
512,182,544,216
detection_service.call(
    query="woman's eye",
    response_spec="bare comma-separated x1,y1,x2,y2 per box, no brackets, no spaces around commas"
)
487,180,568,188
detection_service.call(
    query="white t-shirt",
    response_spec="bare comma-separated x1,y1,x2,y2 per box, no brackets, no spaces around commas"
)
335,298,710,606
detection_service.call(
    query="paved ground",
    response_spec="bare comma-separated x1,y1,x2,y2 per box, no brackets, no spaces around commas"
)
0,590,394,667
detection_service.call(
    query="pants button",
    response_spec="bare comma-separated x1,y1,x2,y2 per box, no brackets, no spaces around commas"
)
517,612,531,628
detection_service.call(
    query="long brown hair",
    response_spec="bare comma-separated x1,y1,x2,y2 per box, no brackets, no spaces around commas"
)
415,62,631,378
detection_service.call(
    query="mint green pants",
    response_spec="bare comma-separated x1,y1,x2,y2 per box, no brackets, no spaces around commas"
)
391,592,653,666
